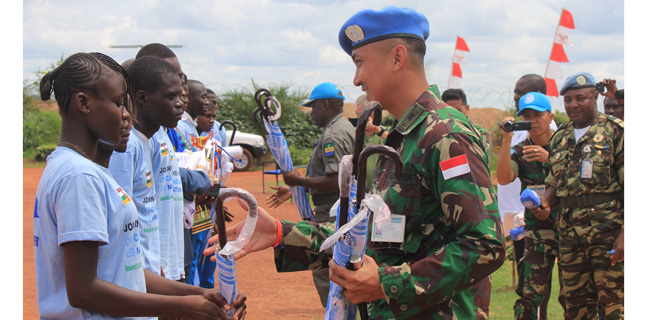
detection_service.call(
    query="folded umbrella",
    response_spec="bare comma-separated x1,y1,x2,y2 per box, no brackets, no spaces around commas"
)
254,88,314,221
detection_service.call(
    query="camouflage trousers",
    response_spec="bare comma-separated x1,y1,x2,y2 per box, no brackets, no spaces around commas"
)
514,228,566,320
558,207,624,320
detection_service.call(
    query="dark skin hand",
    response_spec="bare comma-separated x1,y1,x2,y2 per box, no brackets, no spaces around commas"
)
531,186,559,221
62,241,246,319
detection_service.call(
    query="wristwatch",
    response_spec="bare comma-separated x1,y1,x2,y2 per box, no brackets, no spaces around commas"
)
376,127,386,137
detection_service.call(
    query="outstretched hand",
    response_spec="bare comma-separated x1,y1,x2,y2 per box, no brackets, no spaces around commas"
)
203,198,279,261
266,185,291,208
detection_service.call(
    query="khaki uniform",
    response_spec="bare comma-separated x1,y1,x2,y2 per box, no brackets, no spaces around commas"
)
546,113,624,319
306,113,355,307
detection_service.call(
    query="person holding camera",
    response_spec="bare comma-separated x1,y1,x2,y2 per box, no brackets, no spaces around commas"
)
533,72,624,319
497,92,565,320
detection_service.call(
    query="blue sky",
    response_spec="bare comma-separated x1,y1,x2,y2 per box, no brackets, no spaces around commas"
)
22,0,624,111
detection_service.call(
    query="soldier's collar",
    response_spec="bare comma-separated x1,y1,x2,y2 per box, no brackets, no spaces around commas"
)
393,88,442,135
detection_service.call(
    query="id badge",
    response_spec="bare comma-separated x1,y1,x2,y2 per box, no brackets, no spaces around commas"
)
371,214,405,243
581,158,593,179
527,184,546,199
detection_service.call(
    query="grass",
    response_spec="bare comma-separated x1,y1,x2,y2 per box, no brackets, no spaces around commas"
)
23,158,47,168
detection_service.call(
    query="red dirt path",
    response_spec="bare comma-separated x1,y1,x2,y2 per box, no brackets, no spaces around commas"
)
23,167,324,319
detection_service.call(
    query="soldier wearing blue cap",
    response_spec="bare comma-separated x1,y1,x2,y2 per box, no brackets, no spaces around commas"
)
533,72,624,319
205,6,503,320
265,81,355,308
496,92,567,319
275,6,503,320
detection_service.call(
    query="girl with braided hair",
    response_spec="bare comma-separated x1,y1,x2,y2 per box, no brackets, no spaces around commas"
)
33,52,245,319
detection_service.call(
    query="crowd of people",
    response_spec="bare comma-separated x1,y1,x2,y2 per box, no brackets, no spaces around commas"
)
31,5,623,320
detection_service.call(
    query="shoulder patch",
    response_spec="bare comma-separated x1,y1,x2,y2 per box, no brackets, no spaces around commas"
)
324,142,335,157
606,114,624,128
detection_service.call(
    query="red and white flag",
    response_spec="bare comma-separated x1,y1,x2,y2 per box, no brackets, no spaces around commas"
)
440,154,470,180
448,36,470,89
545,8,575,97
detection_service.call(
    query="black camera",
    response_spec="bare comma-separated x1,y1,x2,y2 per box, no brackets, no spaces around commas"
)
501,121,531,132
596,82,606,93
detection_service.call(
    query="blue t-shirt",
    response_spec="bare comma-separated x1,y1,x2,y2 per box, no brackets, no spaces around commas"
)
109,128,161,274
33,147,146,319
199,120,228,146
150,127,185,280
176,117,200,151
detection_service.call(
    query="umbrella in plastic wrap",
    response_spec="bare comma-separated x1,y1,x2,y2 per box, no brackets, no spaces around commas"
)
320,103,404,320
253,88,314,221
212,187,258,316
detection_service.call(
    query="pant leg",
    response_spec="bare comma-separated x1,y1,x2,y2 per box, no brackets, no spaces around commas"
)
586,229,623,320
559,226,598,319
188,228,209,286
514,228,560,320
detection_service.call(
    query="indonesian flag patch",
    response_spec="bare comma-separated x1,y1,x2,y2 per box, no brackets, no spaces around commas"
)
440,154,470,180
117,187,132,205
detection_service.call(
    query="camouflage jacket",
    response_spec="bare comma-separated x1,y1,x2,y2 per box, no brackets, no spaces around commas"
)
275,86,505,319
546,112,624,226
511,138,558,230
475,123,492,165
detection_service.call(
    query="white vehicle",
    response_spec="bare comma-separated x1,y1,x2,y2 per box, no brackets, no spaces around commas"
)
225,130,267,171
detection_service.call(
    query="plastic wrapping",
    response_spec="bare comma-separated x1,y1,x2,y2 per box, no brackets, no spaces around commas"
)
216,253,238,317
216,188,259,256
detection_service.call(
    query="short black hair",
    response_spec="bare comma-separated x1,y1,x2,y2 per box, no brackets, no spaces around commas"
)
519,74,547,94
615,89,624,100
127,56,178,96
135,43,177,60
39,52,129,113
441,88,467,105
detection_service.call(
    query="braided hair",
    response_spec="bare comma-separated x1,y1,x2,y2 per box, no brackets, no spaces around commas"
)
39,52,130,114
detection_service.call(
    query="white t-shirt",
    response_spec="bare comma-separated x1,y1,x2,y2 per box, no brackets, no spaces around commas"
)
150,127,185,280
109,128,161,274
33,147,146,319
574,126,591,142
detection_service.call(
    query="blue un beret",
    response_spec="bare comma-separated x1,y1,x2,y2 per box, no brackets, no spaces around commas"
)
560,72,597,95
338,6,430,56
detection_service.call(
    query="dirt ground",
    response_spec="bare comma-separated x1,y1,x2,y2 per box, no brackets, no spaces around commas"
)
23,167,325,319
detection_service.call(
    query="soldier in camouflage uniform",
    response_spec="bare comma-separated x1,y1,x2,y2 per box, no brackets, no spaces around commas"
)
205,6,505,320
441,88,492,163
497,92,565,319
534,72,624,320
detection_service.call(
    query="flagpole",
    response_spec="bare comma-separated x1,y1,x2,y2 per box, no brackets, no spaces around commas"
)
544,8,564,110
447,35,458,89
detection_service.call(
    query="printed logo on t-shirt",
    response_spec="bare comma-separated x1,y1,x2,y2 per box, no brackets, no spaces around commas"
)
160,143,169,156
145,171,152,187
117,187,132,205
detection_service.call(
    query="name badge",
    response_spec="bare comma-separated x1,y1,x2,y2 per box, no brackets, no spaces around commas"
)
581,158,593,179
371,214,405,243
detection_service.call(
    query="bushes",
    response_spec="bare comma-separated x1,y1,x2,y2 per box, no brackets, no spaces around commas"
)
23,93,61,159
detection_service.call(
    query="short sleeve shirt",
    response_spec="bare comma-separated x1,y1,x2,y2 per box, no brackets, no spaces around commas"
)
150,127,185,279
109,128,161,274
33,148,146,319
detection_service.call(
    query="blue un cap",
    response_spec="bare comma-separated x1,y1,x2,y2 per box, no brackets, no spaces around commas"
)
338,6,429,56
517,92,552,116
300,82,345,107
559,72,597,95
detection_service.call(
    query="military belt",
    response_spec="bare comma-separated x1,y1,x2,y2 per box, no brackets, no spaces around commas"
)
560,193,623,209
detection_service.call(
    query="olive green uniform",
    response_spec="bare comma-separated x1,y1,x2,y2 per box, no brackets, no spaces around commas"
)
546,113,624,319
274,86,505,319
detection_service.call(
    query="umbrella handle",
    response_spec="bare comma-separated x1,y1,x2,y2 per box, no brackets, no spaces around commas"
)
352,102,383,176
219,120,237,146
356,145,404,211
253,88,279,123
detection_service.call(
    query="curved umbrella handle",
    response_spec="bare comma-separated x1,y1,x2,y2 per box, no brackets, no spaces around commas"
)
217,187,259,256
356,144,404,211
352,102,383,176
219,120,237,146
253,88,281,123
